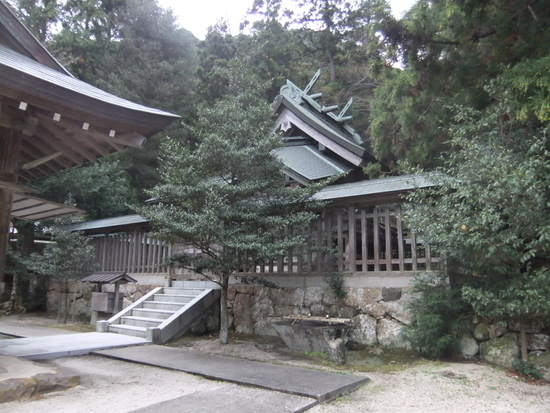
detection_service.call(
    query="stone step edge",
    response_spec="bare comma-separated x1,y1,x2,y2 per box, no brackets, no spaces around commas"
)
109,324,146,332
132,308,176,315
142,301,187,307
121,316,168,323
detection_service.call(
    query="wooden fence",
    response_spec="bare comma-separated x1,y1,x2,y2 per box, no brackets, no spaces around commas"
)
239,204,439,275
90,230,170,274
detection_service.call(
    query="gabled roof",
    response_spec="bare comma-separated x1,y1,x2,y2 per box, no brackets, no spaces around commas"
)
276,143,352,184
82,272,137,284
68,214,149,234
11,193,85,221
314,174,437,203
272,71,377,169
0,1,69,74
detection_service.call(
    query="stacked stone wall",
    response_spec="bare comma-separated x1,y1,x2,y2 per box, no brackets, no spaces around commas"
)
227,284,414,349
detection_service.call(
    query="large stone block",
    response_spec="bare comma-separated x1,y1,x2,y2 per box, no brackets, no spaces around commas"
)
350,314,377,346
270,288,304,307
458,333,479,358
383,301,413,325
488,321,508,339
480,333,520,368
343,288,382,308
474,322,490,341
251,295,274,322
377,318,410,349
303,287,324,307
527,334,550,351
233,292,254,333
530,350,550,382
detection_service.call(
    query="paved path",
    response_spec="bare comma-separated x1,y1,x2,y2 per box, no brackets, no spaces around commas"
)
0,320,79,338
95,345,369,403
0,332,148,360
129,386,318,413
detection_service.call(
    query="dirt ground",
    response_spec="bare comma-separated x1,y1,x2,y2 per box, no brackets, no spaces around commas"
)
2,314,550,412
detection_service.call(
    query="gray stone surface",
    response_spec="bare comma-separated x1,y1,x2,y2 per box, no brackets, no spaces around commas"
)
530,350,550,382
129,387,317,413
527,334,550,351
480,333,520,368
458,333,479,358
0,332,148,360
474,323,490,341
0,321,78,338
350,314,377,346
94,345,369,402
488,321,508,339
377,318,409,349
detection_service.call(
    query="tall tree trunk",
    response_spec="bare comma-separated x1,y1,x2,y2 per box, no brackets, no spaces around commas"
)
62,279,69,324
71,284,77,323
219,275,229,344
327,50,336,82
519,322,528,361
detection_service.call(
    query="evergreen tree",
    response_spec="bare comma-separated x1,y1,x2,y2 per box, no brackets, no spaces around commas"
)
138,61,325,344
404,58,550,360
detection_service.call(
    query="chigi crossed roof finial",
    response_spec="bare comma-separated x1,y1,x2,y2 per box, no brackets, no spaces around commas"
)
285,70,354,124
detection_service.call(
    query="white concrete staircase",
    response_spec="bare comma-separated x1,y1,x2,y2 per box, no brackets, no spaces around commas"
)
97,281,220,344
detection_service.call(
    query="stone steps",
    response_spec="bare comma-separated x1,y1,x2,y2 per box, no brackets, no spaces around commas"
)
98,282,221,343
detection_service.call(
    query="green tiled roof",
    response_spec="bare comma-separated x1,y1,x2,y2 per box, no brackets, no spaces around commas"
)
276,144,352,181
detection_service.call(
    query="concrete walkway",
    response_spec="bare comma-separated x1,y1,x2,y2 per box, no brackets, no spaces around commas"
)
95,345,369,403
0,332,149,360
0,320,79,338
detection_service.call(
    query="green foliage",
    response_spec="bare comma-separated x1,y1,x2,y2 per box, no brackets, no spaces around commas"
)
403,274,471,359
404,59,550,356
370,0,550,169
512,359,543,380
138,60,326,283
323,272,347,299
37,160,135,220
26,222,96,282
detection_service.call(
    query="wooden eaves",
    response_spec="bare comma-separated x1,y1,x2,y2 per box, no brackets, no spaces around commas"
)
0,0,180,281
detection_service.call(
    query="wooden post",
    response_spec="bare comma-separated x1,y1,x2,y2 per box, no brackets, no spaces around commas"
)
0,126,22,282
113,280,121,313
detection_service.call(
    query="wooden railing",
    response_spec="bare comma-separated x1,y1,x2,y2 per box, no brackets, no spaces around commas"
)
90,230,170,274
239,204,439,275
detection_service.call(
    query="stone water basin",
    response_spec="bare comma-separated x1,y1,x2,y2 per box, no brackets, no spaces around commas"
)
272,318,351,353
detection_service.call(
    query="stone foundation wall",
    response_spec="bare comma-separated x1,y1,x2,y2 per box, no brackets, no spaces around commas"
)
46,281,163,320
227,284,414,349
459,318,550,380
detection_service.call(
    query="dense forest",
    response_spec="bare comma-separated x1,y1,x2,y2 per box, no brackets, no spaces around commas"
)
7,0,549,216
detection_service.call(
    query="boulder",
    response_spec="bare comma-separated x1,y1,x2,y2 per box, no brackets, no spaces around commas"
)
326,338,346,365
488,321,508,339
480,333,520,368
527,334,550,352
458,333,479,358
350,314,377,346
381,287,402,302
310,303,328,317
251,295,274,322
343,288,382,308
383,301,413,325
233,293,254,334
377,318,410,349
510,322,542,334
303,287,323,307
362,302,386,319
530,351,550,382
270,288,304,307
474,322,490,341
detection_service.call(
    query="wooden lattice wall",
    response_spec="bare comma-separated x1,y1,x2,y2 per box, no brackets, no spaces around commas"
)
239,204,439,275
90,230,170,274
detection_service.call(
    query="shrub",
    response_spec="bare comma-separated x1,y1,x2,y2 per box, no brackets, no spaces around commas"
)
403,273,471,359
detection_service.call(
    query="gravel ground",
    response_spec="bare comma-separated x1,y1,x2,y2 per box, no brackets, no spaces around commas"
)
1,315,550,412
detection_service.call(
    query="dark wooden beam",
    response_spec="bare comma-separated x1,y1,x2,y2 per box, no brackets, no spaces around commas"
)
0,126,22,282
